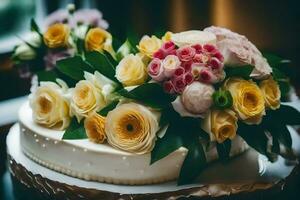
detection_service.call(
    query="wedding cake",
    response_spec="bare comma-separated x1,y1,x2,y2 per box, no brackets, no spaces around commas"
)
7,5,300,199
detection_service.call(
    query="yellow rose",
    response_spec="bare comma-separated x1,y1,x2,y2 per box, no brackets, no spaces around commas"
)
224,78,265,124
202,109,238,143
44,23,70,48
29,81,70,130
137,35,162,57
85,27,113,54
259,77,281,110
84,113,106,143
115,54,148,86
105,103,159,154
70,71,116,121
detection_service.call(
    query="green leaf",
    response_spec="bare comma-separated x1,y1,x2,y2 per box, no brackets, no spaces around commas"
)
216,139,232,162
263,53,290,67
56,56,94,80
266,105,300,125
85,51,118,82
103,50,118,66
30,18,42,36
151,126,184,164
62,118,87,140
237,122,269,156
116,39,137,61
225,65,254,79
268,124,292,150
178,141,206,185
118,83,175,108
98,100,119,116
36,71,58,82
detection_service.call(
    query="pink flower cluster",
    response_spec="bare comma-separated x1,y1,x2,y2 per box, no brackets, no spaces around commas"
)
147,41,225,94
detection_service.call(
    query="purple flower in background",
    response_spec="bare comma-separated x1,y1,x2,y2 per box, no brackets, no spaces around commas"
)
44,49,75,71
73,9,109,29
45,9,109,30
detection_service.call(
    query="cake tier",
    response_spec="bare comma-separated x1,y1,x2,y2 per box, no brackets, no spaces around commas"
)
19,102,249,185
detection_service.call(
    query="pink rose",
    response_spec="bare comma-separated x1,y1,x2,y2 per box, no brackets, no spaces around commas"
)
162,41,176,54
148,58,165,81
199,69,217,84
210,57,224,71
192,44,203,54
174,67,185,77
153,49,165,59
172,76,186,94
162,55,181,77
182,61,193,72
184,72,194,85
204,26,272,79
163,80,175,94
176,46,196,62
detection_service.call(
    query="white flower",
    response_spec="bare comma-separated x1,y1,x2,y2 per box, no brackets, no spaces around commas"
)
70,71,116,121
115,54,148,86
171,30,217,47
29,80,70,130
14,44,36,60
163,55,181,77
27,32,42,48
105,102,159,154
172,82,214,118
204,26,272,79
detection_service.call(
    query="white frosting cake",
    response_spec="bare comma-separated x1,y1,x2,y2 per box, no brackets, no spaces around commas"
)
19,102,249,185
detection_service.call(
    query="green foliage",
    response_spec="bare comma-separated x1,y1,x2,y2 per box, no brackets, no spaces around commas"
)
225,65,254,79
36,71,58,82
85,51,118,82
62,118,87,140
118,83,175,108
97,100,119,116
56,56,94,80
116,39,137,61
216,139,232,162
30,18,42,37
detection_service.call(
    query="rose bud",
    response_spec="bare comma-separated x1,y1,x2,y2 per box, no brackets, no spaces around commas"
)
172,76,186,94
153,48,165,59
213,51,224,62
174,67,185,77
181,61,193,72
192,44,203,54
193,53,203,63
176,46,196,62
163,80,175,94
199,69,216,84
162,41,175,52
148,58,165,81
184,72,194,85
203,44,216,53
210,57,223,71
162,55,181,77
191,63,205,80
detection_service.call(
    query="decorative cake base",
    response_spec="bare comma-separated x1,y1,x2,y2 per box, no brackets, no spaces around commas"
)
7,123,300,200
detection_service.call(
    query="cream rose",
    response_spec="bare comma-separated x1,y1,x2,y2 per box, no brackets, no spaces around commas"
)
29,80,70,130
70,71,116,121
44,23,70,48
163,55,181,77
84,112,106,143
259,77,281,110
137,35,162,57
105,102,159,154
171,30,216,47
224,78,265,124
115,54,148,86
172,82,215,118
202,109,238,143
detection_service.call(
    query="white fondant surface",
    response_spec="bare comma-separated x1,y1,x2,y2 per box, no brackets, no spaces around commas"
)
18,102,249,185
7,123,300,194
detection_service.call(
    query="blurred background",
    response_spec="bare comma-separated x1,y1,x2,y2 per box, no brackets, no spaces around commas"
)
0,0,300,101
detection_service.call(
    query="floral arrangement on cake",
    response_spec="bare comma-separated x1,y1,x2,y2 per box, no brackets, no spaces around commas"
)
13,6,300,185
